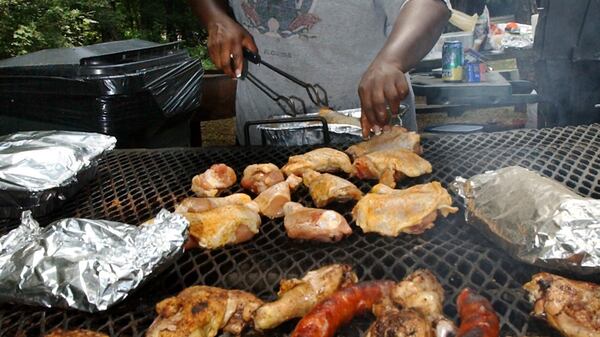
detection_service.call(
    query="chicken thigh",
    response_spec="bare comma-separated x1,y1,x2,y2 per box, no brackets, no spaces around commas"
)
283,202,352,242
353,149,432,187
346,126,422,159
302,169,363,207
281,148,354,177
352,183,458,237
253,175,302,219
175,193,252,213
182,204,261,249
524,273,600,337
241,163,285,194
191,164,237,197
147,286,263,337
254,264,357,330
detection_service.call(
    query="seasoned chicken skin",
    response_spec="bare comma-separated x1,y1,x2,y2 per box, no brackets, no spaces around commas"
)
175,193,252,213
191,164,237,197
45,330,108,337
147,286,263,337
182,204,261,249
523,273,600,337
253,175,302,219
281,148,354,177
254,264,357,330
302,169,363,207
367,270,456,337
346,126,422,159
241,163,285,194
353,149,432,187
353,183,458,237
283,202,352,242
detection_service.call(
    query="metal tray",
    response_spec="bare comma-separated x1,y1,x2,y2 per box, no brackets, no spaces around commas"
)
1,124,600,336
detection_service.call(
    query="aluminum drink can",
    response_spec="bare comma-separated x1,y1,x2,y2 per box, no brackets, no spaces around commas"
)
466,63,481,82
442,41,464,82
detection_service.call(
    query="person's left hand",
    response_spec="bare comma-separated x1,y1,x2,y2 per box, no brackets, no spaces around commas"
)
358,56,409,139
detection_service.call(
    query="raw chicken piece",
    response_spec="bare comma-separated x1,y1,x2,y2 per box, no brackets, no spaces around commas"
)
283,202,352,242
352,183,458,237
254,264,357,330
281,148,354,177
45,330,107,337
182,204,261,249
302,169,363,207
346,126,422,159
175,193,252,213
147,286,263,337
523,273,600,337
240,163,285,194
367,270,456,337
353,149,432,187
253,175,302,219
191,164,237,197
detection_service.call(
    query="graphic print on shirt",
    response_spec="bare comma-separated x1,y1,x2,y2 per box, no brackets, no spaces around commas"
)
241,0,321,38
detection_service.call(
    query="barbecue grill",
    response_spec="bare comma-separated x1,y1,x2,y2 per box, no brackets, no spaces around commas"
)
1,124,600,336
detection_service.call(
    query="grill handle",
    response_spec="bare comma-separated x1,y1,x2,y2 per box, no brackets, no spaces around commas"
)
243,116,331,146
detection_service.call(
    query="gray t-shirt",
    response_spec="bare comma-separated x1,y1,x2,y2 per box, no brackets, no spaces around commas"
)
228,0,416,144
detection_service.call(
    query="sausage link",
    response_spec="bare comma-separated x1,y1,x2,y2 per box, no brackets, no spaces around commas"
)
291,280,395,337
456,288,500,337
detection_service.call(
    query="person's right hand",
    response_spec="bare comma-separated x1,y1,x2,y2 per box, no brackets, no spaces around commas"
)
207,15,258,78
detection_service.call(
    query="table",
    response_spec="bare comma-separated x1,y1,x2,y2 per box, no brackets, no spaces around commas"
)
1,124,599,336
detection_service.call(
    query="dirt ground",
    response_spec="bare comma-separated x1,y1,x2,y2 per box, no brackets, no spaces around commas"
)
198,106,528,147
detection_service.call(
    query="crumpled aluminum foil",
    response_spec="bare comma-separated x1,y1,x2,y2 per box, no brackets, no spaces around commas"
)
0,131,116,191
0,209,188,312
452,166,600,275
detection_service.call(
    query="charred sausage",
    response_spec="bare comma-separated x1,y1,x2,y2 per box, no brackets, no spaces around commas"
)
456,288,500,337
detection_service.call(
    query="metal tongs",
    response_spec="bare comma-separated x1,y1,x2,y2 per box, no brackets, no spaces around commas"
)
241,49,329,117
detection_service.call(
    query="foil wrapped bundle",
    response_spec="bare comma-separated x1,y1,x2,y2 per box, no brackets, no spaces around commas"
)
0,209,188,312
0,131,117,218
452,166,600,275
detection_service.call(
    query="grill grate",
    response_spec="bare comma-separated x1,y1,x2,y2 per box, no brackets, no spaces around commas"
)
2,124,600,336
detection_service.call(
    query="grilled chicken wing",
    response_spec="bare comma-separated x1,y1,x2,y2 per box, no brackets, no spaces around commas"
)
281,148,354,177
254,175,302,219
254,264,357,330
182,204,261,249
353,149,432,187
346,126,422,159
353,183,458,237
367,270,456,337
175,193,252,213
147,286,263,337
318,107,361,127
241,163,285,194
45,330,108,337
302,169,363,207
523,273,600,337
191,164,237,197
283,202,352,242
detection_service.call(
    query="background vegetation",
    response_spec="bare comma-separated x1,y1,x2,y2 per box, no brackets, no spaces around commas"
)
0,0,532,69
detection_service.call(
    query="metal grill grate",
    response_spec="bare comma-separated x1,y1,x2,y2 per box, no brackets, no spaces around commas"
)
2,124,600,336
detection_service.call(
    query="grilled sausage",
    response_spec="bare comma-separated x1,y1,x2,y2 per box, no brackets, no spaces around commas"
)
290,280,395,337
456,288,500,337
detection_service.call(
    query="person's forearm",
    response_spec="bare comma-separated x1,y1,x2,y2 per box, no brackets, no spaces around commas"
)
378,0,450,72
189,0,230,26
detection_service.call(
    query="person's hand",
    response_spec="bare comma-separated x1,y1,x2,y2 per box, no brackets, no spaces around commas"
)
358,56,409,138
207,15,258,78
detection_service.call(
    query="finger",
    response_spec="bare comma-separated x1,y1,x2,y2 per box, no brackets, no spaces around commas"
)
358,85,378,131
208,38,222,70
230,43,244,78
394,76,409,101
220,41,235,78
360,113,372,139
384,84,401,116
372,89,388,126
242,33,259,54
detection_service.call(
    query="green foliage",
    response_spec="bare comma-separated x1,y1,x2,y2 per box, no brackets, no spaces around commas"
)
0,0,212,67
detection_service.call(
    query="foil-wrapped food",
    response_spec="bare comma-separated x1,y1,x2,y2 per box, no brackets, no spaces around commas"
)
0,131,116,218
452,166,600,275
0,210,188,312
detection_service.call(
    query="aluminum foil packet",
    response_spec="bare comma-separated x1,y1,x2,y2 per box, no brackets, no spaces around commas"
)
0,131,116,218
0,209,188,312
452,166,600,275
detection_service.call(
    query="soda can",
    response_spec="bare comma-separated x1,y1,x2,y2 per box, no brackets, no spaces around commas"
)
442,41,463,82
466,63,481,83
